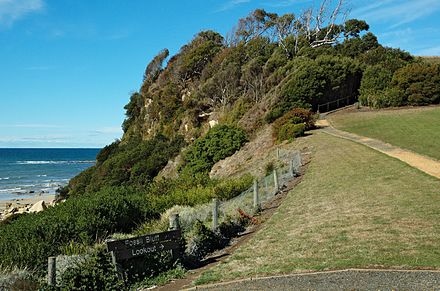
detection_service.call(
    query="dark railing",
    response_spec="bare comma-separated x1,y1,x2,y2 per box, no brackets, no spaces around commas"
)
317,96,356,113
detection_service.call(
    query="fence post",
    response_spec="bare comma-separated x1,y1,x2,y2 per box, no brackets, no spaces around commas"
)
264,176,268,194
169,214,181,261
169,213,180,231
288,159,293,177
212,198,219,231
48,256,56,286
110,251,124,281
273,169,279,194
253,179,260,209
276,147,280,159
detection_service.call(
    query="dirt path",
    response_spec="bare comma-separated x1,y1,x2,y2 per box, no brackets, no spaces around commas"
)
185,269,440,290
316,119,440,180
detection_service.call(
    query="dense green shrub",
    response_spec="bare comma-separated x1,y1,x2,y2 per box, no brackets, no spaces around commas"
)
180,125,247,175
277,55,361,113
186,221,221,261
58,250,124,291
213,174,253,200
67,134,184,196
359,46,413,73
392,63,440,105
271,108,313,142
359,65,394,97
277,123,306,142
360,87,404,109
0,187,154,270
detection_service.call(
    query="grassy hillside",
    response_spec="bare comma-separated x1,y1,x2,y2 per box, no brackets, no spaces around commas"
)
196,132,440,285
328,107,440,160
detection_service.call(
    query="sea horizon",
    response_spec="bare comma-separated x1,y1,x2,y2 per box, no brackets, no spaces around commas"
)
0,148,100,201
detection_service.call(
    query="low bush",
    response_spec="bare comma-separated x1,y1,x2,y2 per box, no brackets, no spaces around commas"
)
213,174,253,200
271,108,314,142
186,221,221,261
277,123,306,142
185,219,245,262
57,250,124,291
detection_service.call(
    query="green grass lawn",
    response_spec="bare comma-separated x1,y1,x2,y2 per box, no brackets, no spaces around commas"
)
328,107,440,161
194,132,440,285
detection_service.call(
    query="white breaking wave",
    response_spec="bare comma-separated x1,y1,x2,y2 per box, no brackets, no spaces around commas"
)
16,160,95,165
0,188,22,193
0,177,10,180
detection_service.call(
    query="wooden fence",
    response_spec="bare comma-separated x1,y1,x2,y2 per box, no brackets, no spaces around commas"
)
317,96,356,113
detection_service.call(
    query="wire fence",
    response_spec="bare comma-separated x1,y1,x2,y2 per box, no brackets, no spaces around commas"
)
173,149,302,233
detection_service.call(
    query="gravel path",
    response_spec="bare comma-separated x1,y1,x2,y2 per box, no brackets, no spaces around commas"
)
185,269,440,290
317,119,440,180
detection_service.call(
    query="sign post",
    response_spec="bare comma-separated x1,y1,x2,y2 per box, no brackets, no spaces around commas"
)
107,229,182,261
106,215,182,279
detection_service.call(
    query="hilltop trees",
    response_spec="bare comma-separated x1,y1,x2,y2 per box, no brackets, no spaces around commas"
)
392,63,440,105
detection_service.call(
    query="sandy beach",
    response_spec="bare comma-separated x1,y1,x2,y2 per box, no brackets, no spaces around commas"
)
0,194,56,212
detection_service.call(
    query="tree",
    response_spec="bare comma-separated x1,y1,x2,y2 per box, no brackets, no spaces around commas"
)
241,56,266,103
199,62,241,109
143,49,169,84
178,31,224,82
235,9,272,43
300,0,347,48
343,19,369,38
122,92,144,132
392,63,440,105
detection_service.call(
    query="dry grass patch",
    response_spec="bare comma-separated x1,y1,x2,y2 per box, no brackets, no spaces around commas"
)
194,132,440,285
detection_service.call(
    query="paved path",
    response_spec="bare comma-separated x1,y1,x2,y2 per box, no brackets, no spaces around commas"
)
186,269,440,290
316,119,440,180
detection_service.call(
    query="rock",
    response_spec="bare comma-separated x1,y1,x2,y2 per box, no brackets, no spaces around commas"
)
6,206,18,214
29,200,47,213
16,207,28,214
209,119,219,128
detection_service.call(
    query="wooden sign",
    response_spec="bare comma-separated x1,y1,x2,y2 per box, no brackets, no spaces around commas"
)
107,229,181,261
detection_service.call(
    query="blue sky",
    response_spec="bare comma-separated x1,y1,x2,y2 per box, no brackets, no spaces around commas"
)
0,0,439,148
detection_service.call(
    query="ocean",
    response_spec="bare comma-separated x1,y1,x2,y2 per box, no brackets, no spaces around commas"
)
0,148,99,201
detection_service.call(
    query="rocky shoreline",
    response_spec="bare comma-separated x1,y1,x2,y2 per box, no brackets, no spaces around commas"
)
0,195,56,221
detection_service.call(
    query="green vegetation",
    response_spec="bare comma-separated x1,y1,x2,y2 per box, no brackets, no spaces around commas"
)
0,187,152,269
359,53,439,108
2,1,439,288
329,107,440,160
57,250,124,291
271,108,316,142
180,125,247,175
65,135,184,197
195,132,440,284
